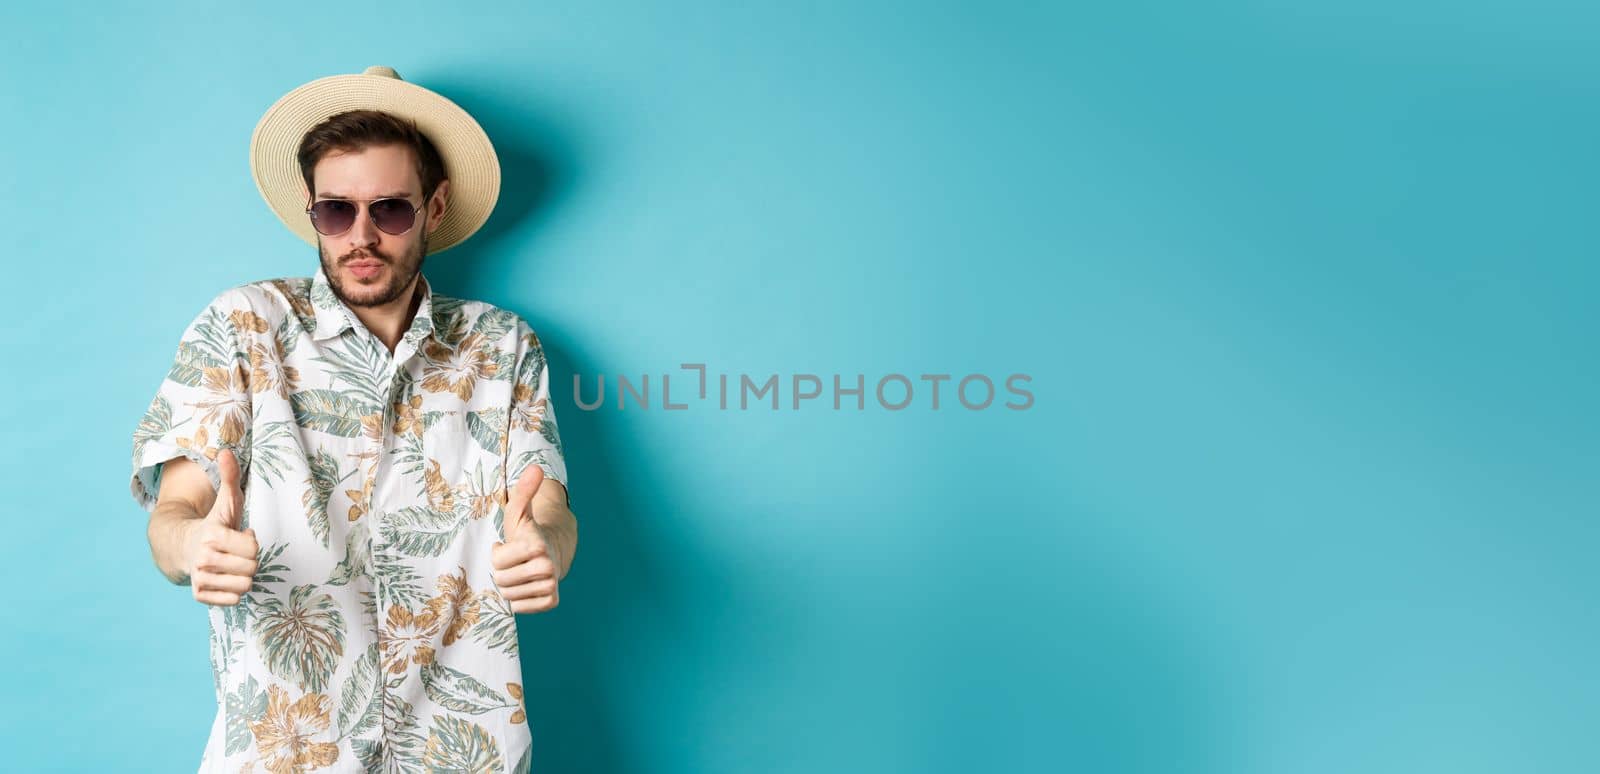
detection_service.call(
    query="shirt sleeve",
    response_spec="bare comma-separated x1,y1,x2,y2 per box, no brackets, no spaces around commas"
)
129,289,254,514
504,317,570,507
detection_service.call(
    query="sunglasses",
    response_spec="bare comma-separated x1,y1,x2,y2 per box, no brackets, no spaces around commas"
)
305,196,426,236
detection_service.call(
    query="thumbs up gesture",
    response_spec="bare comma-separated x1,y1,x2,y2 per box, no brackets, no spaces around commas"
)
491,465,562,614
182,448,260,607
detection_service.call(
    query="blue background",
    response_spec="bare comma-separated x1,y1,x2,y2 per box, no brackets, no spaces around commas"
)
2,1,1595,772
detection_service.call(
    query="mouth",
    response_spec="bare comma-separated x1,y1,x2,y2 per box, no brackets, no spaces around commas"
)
346,260,385,280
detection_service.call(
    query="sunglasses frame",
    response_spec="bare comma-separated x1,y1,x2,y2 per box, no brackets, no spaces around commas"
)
304,196,427,237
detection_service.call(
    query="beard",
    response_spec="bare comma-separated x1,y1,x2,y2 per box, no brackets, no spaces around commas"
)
318,231,428,308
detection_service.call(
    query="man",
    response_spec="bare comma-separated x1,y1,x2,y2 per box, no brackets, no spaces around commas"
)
128,66,575,774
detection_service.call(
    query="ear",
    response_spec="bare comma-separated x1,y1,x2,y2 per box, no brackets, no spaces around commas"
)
427,179,449,232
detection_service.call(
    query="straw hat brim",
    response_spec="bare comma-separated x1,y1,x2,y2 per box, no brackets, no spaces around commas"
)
249,67,500,255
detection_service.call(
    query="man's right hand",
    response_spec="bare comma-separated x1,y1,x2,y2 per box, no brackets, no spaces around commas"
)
180,448,260,607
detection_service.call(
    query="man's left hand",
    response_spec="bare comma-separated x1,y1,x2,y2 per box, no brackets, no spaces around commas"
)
491,464,562,614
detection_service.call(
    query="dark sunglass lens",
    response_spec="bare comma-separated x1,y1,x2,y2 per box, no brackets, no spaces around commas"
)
309,200,357,235
370,199,417,235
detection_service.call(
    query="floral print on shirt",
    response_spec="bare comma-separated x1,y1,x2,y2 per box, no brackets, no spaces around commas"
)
129,266,567,773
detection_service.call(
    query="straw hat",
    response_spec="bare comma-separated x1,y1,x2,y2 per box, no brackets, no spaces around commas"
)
249,65,500,255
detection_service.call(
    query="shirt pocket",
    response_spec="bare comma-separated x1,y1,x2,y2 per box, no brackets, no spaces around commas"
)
422,409,474,485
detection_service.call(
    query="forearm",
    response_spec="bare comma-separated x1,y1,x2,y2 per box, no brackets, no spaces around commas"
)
148,501,201,586
531,482,578,581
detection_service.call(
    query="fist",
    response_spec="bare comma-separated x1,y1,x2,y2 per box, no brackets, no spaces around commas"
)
183,448,259,607
491,464,560,614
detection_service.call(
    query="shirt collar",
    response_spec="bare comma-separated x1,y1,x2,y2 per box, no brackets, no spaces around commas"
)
310,265,437,346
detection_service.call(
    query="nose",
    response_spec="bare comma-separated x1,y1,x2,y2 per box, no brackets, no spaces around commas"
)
345,202,382,250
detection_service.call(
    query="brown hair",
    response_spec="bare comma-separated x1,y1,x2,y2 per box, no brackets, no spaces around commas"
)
296,109,447,203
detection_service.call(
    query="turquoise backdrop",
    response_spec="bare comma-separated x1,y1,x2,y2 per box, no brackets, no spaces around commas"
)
2,1,1595,772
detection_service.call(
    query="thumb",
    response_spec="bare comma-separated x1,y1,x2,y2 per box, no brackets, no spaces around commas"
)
206,448,245,530
500,464,545,540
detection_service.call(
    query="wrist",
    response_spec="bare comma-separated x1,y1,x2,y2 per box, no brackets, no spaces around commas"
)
171,518,194,586
155,504,200,585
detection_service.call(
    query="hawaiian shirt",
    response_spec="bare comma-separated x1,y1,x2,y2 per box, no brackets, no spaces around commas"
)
128,265,568,773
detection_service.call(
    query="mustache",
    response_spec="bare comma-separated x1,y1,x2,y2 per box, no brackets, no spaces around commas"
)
341,250,390,264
